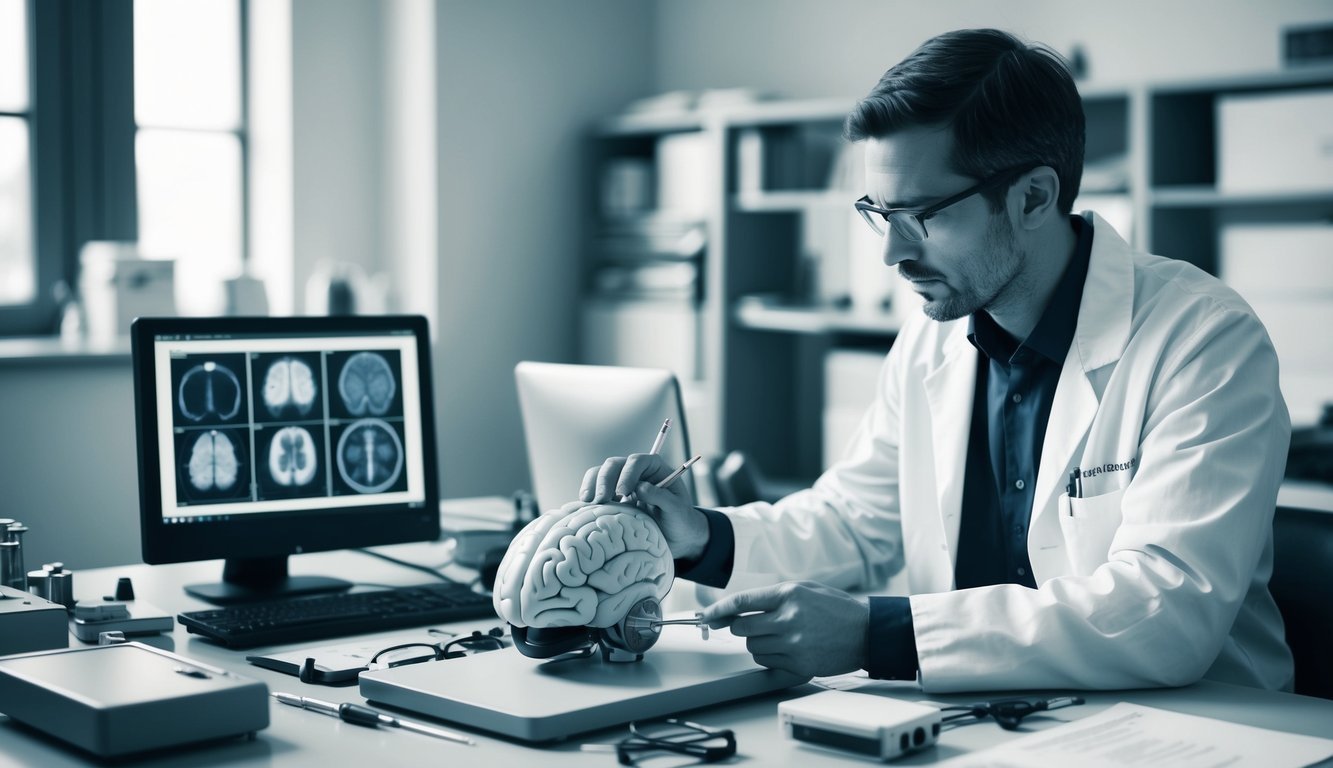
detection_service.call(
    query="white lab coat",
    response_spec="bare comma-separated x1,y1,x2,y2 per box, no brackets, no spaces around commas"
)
715,212,1293,693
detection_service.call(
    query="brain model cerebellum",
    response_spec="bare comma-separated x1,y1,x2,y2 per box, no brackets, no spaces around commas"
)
494,503,674,630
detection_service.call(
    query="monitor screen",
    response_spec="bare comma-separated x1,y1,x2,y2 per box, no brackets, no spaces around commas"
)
132,315,439,603
515,361,692,513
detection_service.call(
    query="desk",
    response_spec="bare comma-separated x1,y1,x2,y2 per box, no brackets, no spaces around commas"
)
2,544,1332,767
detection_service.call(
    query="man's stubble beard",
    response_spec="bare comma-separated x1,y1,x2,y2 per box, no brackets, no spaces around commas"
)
918,215,1025,323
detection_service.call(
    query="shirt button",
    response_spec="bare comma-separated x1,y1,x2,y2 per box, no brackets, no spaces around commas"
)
1017,567,1027,576
1012,393,1022,404
1013,525,1023,534
1015,479,1025,490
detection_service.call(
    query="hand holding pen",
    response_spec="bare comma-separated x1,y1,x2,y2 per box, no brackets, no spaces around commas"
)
578,419,709,560
618,418,672,503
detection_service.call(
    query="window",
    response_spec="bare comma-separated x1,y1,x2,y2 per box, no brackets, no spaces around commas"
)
134,0,246,316
0,0,251,336
0,0,34,307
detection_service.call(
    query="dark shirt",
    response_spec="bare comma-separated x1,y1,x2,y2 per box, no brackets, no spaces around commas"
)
683,216,1094,682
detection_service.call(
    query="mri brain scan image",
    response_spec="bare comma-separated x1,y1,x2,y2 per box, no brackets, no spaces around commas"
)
336,418,403,493
267,426,318,486
186,430,240,492
178,361,242,422
262,357,317,417
493,503,674,630
337,352,396,416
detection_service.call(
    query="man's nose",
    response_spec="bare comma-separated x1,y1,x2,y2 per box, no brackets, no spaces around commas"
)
881,226,921,267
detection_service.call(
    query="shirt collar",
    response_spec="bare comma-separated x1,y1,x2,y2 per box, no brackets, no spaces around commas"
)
967,215,1093,365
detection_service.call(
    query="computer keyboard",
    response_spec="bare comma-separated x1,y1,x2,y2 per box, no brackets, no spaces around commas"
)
178,582,497,649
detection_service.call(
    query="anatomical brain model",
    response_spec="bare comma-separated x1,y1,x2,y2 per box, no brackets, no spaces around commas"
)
493,501,674,631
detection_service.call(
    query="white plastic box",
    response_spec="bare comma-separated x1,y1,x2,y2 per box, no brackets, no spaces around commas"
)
79,242,175,343
1217,89,1333,192
1220,223,1333,426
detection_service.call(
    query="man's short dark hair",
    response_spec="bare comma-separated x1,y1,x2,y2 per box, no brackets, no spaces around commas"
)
845,29,1085,215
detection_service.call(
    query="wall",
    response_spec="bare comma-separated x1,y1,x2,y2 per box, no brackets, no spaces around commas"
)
432,1,654,498
291,0,385,314
0,359,139,570
652,0,1333,100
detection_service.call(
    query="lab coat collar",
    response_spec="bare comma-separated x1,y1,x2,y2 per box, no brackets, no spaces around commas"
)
1029,211,1135,551
1071,211,1134,374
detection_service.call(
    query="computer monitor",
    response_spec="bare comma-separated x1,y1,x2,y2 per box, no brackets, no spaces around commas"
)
131,315,439,604
515,362,692,513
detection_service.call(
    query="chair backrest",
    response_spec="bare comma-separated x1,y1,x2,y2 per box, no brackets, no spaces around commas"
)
1270,505,1333,700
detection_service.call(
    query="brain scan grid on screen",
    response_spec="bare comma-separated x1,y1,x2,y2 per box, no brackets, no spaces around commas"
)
164,343,411,515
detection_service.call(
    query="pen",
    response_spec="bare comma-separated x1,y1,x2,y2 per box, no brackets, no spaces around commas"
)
620,418,672,503
273,692,474,746
647,418,671,456
655,455,701,489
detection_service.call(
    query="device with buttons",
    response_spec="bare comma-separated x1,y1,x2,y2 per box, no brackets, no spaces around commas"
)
0,584,68,656
779,689,942,761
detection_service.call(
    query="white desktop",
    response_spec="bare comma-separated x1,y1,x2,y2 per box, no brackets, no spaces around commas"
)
515,361,694,512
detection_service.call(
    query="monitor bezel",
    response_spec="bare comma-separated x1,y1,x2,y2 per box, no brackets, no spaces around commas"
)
132,314,440,566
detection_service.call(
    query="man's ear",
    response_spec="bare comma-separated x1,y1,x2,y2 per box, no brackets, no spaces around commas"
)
1012,166,1061,230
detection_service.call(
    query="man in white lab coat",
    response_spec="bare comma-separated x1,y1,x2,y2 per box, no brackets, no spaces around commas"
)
581,29,1292,692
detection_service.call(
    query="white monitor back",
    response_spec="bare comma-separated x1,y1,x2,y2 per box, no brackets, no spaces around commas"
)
515,362,692,512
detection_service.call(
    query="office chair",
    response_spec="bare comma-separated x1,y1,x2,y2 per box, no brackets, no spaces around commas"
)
1269,505,1333,700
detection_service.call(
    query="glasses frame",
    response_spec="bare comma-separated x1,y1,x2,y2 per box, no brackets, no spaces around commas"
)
940,695,1085,731
614,718,737,765
367,627,508,669
854,164,1038,242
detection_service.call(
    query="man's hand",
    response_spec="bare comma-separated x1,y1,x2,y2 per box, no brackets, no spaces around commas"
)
700,581,868,678
579,453,708,560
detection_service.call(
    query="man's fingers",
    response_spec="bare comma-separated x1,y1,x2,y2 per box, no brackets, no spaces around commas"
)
745,636,785,656
593,457,627,503
621,453,671,496
726,612,778,638
579,466,598,502
701,586,785,626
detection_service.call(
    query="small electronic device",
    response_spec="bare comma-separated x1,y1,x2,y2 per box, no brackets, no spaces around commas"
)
0,584,67,656
68,599,174,643
0,642,268,758
779,689,942,761
131,315,439,605
515,361,692,512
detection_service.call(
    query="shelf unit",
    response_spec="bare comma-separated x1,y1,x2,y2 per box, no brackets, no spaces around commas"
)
583,66,1333,483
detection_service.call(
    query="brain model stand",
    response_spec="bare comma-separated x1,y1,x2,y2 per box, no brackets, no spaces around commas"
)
494,502,679,662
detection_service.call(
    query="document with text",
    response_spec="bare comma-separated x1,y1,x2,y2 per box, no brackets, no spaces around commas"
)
938,702,1333,768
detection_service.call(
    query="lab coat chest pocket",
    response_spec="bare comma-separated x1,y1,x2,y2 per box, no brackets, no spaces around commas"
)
1057,488,1125,576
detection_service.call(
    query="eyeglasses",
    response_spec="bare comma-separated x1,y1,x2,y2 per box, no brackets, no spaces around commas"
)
854,165,1036,242
583,718,737,765
367,627,508,669
940,695,1085,730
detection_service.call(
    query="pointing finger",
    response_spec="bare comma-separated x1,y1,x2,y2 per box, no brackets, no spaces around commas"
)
701,586,786,627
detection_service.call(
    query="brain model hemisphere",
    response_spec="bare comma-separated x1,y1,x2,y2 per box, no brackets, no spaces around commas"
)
494,503,674,630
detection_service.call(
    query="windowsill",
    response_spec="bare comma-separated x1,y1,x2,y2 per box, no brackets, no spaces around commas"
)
0,335,132,365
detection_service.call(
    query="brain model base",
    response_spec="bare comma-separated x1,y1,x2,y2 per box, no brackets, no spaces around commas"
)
494,502,678,661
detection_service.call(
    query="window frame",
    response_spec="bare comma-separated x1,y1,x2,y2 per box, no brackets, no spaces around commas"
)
1,0,250,336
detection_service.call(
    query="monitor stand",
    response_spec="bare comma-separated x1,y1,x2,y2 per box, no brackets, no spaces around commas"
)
184,556,351,605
